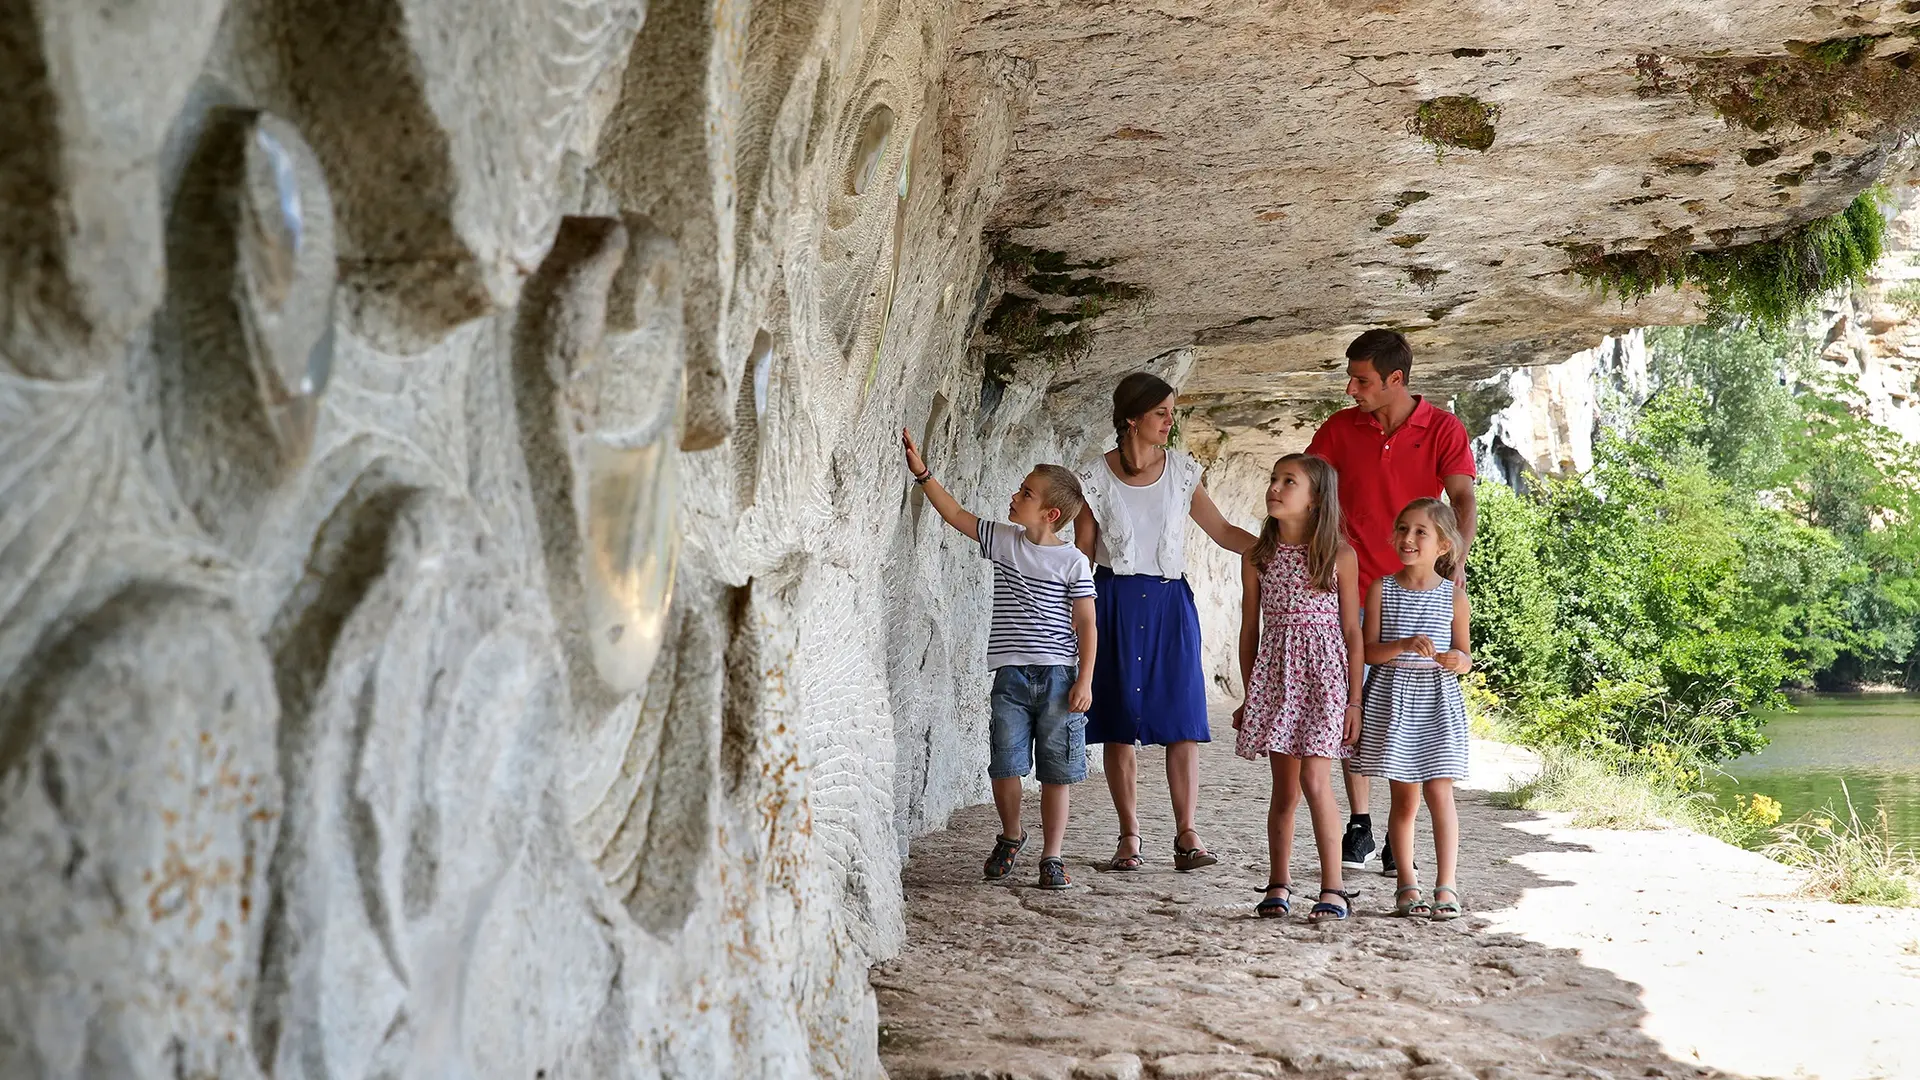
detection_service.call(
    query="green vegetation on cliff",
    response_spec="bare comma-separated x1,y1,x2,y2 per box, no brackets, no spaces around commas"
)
1571,191,1887,328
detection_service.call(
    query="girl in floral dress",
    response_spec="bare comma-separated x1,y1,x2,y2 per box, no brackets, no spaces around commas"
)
1233,454,1364,921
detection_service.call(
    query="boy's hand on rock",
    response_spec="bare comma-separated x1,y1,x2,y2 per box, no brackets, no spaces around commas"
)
901,427,928,476
1069,680,1092,713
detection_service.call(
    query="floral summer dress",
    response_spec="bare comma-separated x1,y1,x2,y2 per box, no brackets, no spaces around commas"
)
1235,544,1352,760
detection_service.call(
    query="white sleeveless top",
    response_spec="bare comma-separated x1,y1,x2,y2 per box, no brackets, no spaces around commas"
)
1076,450,1204,577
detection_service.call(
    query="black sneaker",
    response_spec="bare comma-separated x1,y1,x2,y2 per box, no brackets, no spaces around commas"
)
1340,820,1376,870
1379,836,1417,877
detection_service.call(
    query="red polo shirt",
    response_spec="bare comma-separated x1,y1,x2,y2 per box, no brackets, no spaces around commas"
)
1306,397,1476,589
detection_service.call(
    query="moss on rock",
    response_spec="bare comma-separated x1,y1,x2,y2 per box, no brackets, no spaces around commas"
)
1569,189,1887,327
1406,96,1501,157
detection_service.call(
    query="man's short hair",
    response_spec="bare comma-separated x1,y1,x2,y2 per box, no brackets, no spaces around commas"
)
1032,464,1086,525
1347,329,1413,385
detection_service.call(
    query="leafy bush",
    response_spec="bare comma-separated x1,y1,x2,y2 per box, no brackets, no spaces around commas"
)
1473,321,1920,762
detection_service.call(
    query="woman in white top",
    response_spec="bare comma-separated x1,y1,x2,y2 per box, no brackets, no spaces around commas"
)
1075,372,1258,872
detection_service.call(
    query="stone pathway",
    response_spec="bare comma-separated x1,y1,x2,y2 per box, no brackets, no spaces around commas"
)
875,732,1764,1080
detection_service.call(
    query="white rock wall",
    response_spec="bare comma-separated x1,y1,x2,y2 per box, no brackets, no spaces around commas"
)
0,2,1069,1077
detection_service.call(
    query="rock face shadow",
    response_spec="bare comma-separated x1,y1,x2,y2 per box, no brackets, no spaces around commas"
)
875,735,1749,1080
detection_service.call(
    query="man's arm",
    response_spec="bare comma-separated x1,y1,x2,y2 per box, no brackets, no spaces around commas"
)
902,427,980,540
1443,472,1476,582
1190,481,1258,554
1070,595,1096,712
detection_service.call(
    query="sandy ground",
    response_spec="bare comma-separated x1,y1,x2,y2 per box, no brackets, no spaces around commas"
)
874,723,1920,1080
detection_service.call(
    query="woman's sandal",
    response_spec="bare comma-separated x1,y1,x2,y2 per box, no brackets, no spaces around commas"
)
1255,882,1293,918
1430,884,1462,921
1392,884,1431,917
1103,833,1144,872
1308,888,1354,923
1172,829,1218,872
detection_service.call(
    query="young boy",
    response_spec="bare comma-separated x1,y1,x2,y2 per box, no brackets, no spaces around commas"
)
902,427,1097,890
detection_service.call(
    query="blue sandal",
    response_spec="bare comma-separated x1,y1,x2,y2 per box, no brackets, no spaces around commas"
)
1255,881,1293,918
1308,888,1354,923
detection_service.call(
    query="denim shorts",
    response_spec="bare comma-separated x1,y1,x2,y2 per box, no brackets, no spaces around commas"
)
989,664,1088,785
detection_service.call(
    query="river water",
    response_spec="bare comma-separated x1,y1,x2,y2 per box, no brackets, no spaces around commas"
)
1709,692,1920,848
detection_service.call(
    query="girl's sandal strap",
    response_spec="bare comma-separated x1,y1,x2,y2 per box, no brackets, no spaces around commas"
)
1255,881,1292,917
1307,888,1352,922
1392,885,1430,917
1430,884,1462,920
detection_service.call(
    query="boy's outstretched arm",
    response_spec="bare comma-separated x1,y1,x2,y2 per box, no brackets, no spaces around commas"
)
902,427,980,540
1070,595,1096,713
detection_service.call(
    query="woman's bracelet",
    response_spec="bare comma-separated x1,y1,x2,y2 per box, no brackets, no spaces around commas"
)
912,468,932,486
1344,704,1361,711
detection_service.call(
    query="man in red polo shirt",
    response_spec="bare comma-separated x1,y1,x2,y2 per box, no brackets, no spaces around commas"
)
1306,328,1477,876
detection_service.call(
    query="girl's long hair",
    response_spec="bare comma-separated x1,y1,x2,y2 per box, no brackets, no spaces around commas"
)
1397,497,1463,579
1111,371,1176,476
1250,453,1343,592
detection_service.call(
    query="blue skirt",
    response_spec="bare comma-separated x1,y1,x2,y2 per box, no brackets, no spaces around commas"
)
1086,569,1211,746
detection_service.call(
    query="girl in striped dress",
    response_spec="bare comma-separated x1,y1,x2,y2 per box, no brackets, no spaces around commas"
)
1355,498,1472,921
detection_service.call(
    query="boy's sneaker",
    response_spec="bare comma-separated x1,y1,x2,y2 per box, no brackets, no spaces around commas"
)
984,833,1027,882
1037,856,1071,890
1340,820,1376,870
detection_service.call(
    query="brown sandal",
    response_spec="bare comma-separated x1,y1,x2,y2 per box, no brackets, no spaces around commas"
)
1103,833,1144,872
1173,829,1217,872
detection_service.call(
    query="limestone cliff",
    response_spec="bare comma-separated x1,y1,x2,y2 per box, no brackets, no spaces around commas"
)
5,1,1920,1078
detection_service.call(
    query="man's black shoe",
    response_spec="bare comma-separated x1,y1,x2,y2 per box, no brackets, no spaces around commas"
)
1340,819,1375,870
1380,835,1417,876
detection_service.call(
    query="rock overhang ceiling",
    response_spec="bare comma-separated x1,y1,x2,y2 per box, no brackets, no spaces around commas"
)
952,0,1920,452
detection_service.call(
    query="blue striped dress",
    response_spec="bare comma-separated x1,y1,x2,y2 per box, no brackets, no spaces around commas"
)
1355,576,1470,782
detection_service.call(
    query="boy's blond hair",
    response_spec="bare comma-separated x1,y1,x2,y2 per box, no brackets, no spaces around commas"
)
1031,464,1085,528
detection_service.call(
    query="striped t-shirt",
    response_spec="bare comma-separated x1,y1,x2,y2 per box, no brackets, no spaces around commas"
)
977,520,1097,669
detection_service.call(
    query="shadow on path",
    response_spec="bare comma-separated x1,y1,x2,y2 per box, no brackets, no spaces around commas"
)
875,737,1745,1080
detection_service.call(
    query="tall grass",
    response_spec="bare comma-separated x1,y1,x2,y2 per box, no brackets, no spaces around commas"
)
1764,784,1920,906
1494,748,1918,907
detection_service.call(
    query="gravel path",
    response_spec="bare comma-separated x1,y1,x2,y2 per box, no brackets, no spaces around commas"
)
874,728,1920,1080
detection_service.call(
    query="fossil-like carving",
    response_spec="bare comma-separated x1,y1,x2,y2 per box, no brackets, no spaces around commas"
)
229,111,338,453
850,104,896,195
517,215,685,702
158,106,336,538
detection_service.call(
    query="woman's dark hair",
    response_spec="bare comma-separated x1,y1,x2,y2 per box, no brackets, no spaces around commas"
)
1111,371,1176,476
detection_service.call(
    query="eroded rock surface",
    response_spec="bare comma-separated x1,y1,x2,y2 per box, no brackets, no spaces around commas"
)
5,0,1920,1076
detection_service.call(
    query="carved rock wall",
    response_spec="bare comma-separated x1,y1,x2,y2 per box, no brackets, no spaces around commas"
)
0,1,1063,1076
